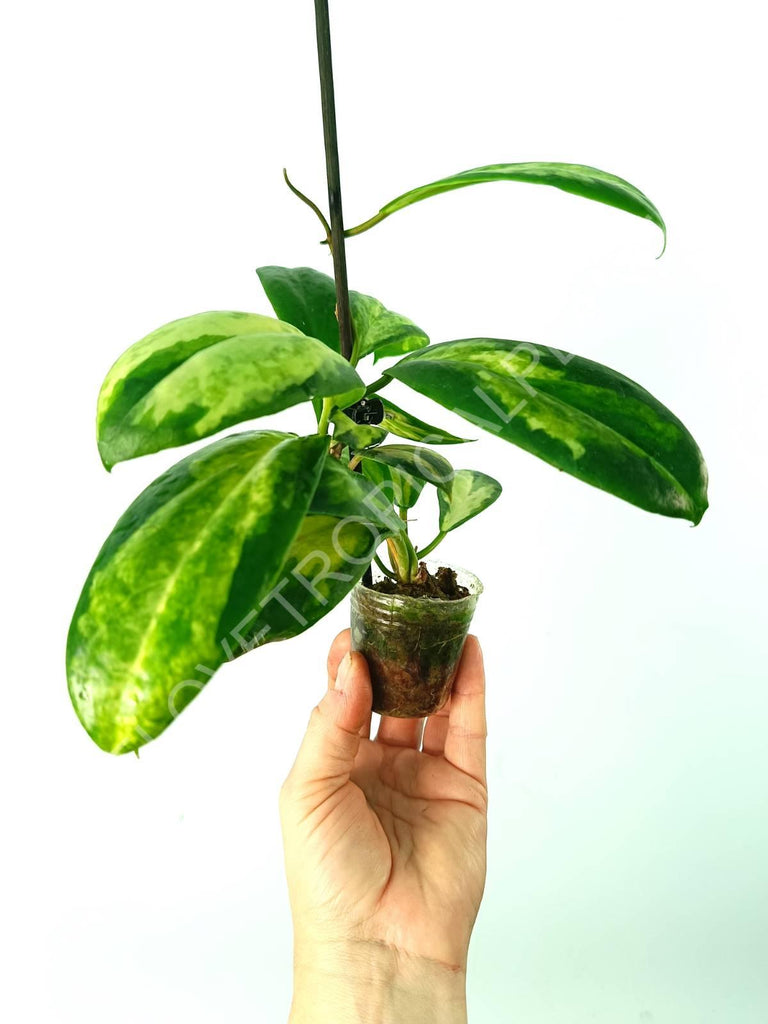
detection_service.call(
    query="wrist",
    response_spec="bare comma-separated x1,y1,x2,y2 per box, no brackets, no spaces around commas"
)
289,937,468,1024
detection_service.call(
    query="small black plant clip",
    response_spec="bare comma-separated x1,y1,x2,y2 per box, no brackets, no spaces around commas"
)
343,396,384,425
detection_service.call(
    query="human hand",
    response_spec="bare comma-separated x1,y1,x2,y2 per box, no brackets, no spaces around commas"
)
279,629,488,1024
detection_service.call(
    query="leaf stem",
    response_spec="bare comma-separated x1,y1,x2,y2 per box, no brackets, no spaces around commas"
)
415,531,447,560
343,210,386,238
313,0,354,362
374,553,397,579
364,375,391,396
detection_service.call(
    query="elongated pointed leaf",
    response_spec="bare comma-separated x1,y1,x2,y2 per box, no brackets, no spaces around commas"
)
67,432,327,753
97,311,364,467
381,398,473,444
362,459,425,510
330,408,388,449
386,339,708,523
359,444,454,495
438,469,502,533
345,162,666,252
225,456,402,646
257,266,430,360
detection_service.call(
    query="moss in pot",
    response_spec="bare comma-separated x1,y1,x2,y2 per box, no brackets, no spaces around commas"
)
65,1,709,754
351,561,483,718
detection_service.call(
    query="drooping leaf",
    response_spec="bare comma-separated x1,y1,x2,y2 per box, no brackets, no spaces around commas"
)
67,432,327,754
381,398,473,444
226,456,402,646
257,266,430,360
362,459,425,510
97,311,364,468
438,469,502,533
359,444,455,495
330,408,388,449
344,162,666,252
386,339,708,524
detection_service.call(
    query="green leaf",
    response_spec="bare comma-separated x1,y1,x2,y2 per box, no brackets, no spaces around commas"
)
359,443,454,503
386,339,708,524
362,458,425,511
438,469,502,533
97,311,364,467
330,409,388,449
67,432,328,754
257,266,430,361
381,398,473,444
256,267,343,353
227,456,402,646
344,162,666,253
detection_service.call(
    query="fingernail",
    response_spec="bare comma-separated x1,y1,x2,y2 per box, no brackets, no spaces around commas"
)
335,653,352,691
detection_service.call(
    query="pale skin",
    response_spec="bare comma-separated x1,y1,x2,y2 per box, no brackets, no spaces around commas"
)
279,629,488,1024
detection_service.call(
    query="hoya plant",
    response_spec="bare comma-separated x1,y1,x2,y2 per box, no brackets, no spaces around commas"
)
66,3,708,754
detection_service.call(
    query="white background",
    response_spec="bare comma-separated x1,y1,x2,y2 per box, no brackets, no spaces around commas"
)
2,1,766,1021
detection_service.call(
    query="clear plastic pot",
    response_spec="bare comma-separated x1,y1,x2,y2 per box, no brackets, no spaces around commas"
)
350,562,483,718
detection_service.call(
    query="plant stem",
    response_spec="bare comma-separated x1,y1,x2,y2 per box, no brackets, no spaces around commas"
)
314,0,354,362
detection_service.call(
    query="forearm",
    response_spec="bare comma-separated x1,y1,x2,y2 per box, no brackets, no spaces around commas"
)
289,938,468,1024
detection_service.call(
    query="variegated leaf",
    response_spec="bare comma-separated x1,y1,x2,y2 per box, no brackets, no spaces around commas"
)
97,311,364,467
330,408,388,449
438,469,502,533
386,339,708,523
67,432,327,753
359,444,454,495
362,459,425,510
381,398,472,444
230,456,402,645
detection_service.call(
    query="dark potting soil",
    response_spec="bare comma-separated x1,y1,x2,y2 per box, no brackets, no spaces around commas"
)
368,561,470,600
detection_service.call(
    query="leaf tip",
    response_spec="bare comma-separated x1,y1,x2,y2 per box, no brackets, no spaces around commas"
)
689,502,708,527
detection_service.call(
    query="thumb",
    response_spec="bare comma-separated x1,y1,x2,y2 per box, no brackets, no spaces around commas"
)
284,651,372,804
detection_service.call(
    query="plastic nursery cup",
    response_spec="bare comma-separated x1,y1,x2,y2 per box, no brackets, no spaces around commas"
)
350,562,483,718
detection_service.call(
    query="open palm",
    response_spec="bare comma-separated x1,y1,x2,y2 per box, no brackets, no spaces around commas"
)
280,630,488,973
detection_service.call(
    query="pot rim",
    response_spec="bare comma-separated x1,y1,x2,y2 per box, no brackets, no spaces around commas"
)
353,559,483,608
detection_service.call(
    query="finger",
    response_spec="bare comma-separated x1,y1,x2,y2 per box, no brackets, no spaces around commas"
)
327,629,371,739
442,636,487,786
326,629,351,686
421,696,451,756
285,651,372,805
375,713,425,749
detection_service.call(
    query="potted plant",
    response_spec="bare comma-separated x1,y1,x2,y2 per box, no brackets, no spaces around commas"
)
66,2,708,754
